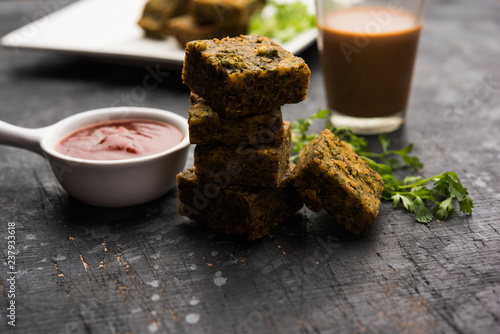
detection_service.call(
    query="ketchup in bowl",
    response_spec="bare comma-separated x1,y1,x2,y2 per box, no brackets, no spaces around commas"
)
55,119,183,161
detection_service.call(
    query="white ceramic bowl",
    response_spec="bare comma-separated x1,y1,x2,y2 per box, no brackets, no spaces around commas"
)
0,107,190,207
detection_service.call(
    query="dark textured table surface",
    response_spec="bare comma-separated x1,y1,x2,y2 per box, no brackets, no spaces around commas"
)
1,0,499,333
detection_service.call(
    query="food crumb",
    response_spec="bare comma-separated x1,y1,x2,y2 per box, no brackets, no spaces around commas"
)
147,280,159,288
148,322,158,333
214,271,228,287
189,296,200,306
185,313,201,324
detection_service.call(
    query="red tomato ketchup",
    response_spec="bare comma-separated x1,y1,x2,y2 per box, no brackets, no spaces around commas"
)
55,119,183,160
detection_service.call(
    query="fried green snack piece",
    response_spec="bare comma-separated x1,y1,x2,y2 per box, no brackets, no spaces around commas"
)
193,122,291,187
189,0,261,28
177,165,303,240
182,35,311,118
168,15,248,47
138,0,189,37
188,93,285,145
291,129,384,234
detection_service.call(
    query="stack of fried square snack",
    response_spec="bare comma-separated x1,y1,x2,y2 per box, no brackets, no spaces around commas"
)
138,0,264,46
169,0,262,46
177,35,311,240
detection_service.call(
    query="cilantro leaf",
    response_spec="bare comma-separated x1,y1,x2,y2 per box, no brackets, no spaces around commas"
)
249,0,316,43
334,127,369,154
379,133,390,152
414,197,434,223
432,171,474,216
392,193,413,211
433,196,455,219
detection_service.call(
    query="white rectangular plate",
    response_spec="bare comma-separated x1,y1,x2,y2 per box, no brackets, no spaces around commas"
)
1,0,317,68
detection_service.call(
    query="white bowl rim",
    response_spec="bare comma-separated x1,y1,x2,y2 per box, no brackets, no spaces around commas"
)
40,106,190,166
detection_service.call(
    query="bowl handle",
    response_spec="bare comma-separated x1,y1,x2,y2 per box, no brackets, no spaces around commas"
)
0,120,50,156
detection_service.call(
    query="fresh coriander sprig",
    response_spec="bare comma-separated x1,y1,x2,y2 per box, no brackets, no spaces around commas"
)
382,171,474,223
290,110,474,223
249,0,316,43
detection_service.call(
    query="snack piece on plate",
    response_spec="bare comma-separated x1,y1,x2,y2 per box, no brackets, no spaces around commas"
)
138,0,189,37
182,35,311,117
177,165,303,240
189,0,261,28
193,122,291,187
291,129,384,234
188,93,285,145
168,15,248,46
